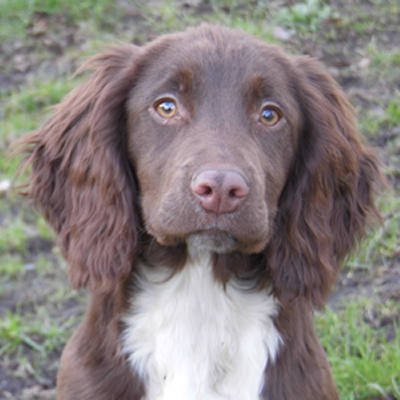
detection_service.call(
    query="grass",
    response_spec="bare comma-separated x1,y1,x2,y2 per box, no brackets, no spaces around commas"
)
4,78,77,115
347,194,400,270
0,0,119,41
276,0,338,33
0,254,26,278
0,306,79,360
0,78,77,180
0,204,56,253
359,91,400,143
0,216,30,253
370,48,400,70
315,301,400,399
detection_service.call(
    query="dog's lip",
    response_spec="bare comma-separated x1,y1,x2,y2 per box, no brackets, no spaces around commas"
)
150,222,268,253
151,225,238,252
187,228,238,244
194,228,238,243
153,227,233,242
187,228,269,254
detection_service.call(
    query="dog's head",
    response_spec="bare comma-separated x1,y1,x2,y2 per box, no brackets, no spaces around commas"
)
127,27,303,256
17,25,383,307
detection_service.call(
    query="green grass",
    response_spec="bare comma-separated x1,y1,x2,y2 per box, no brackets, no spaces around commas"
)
0,216,30,253
0,203,55,255
338,1,398,35
347,194,400,270
366,44,400,83
370,49,400,69
385,95,400,129
4,79,77,115
0,78,77,180
328,191,400,399
0,307,79,357
0,254,26,278
359,92,400,140
315,301,400,399
36,215,55,241
0,311,42,355
276,0,338,33
0,0,119,41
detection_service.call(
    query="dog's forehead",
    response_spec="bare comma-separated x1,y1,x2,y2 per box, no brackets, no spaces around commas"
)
138,26,295,103
170,31,287,79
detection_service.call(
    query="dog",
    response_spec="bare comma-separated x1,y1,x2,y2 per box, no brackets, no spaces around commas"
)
16,24,383,399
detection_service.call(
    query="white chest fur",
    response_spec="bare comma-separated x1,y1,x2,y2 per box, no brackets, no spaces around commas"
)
122,253,281,400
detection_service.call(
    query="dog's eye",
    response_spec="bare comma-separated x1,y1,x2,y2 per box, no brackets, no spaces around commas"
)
260,106,281,126
155,99,178,118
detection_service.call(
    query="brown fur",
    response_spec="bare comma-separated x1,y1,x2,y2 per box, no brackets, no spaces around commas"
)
15,25,383,399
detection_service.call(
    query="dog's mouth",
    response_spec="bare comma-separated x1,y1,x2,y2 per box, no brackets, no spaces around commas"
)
147,201,272,254
186,229,238,254
151,224,270,255
150,224,240,254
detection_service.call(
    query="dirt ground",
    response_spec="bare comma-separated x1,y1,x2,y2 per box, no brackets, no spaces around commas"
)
0,1,399,399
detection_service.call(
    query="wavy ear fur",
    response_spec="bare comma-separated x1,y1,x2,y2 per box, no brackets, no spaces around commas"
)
15,45,142,291
267,56,384,308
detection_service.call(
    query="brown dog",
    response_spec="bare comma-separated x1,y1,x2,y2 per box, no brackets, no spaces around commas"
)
17,24,383,399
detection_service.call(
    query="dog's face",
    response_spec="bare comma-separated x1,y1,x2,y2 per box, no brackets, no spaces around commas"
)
127,30,302,254
18,25,382,306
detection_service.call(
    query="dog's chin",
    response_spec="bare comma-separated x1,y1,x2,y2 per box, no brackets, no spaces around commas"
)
152,227,269,254
186,230,238,254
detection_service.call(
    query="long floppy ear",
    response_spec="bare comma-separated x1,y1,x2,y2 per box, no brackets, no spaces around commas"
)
267,56,384,309
15,45,142,291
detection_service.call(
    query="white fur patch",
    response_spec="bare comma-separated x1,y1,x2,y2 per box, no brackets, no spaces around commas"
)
122,249,281,400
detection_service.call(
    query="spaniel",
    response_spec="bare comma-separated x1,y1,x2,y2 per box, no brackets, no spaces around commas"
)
17,24,383,400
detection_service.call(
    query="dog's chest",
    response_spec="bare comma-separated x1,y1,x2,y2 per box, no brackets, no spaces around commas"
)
122,257,281,400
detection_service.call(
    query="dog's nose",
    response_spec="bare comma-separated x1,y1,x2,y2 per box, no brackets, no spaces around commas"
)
191,169,249,215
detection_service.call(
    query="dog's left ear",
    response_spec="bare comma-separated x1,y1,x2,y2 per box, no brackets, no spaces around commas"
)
267,56,385,308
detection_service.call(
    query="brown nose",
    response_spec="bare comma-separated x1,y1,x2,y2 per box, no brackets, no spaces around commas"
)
191,169,249,215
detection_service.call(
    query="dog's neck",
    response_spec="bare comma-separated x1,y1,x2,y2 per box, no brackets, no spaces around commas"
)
122,247,281,400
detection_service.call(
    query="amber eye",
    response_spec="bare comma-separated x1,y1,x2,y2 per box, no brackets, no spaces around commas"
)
260,106,281,126
155,99,178,118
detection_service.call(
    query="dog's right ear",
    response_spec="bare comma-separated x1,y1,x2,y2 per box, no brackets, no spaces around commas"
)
15,45,143,292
